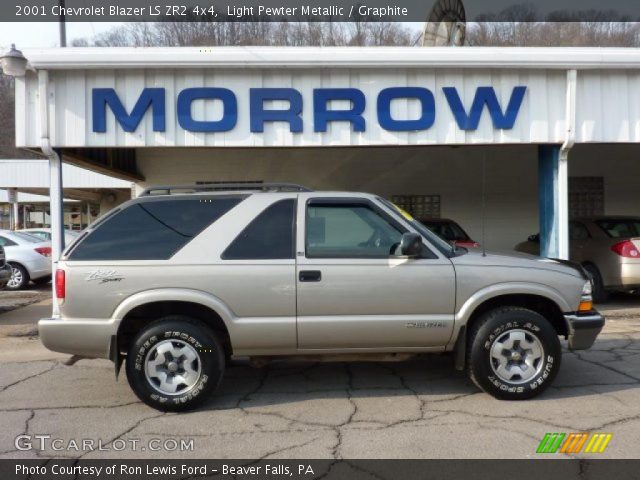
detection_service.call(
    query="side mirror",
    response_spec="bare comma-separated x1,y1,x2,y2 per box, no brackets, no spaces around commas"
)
399,232,423,257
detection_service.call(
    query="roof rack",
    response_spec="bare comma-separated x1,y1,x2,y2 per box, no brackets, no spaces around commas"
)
139,183,312,196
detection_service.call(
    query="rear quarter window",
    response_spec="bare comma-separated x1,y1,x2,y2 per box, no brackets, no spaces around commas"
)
596,219,640,238
68,196,244,261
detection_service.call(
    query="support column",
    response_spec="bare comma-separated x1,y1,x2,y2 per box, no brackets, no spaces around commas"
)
10,189,19,230
49,149,65,260
538,145,569,259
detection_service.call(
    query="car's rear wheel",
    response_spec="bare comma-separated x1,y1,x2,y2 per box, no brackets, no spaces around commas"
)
6,263,29,290
125,316,225,412
467,307,561,400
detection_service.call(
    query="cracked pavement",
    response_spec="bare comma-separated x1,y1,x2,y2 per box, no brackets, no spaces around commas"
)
0,301,639,460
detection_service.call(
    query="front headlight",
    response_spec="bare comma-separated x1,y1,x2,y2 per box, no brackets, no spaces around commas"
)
582,280,593,297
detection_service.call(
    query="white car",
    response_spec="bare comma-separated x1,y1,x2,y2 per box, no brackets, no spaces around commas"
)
0,230,52,290
19,228,81,245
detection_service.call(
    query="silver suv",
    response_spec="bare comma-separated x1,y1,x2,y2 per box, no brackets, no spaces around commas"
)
39,184,604,411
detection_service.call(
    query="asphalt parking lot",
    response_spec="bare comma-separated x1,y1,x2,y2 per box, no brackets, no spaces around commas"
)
1,295,639,460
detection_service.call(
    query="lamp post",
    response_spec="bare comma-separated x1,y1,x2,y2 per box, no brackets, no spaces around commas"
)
1,44,65,313
0,44,29,76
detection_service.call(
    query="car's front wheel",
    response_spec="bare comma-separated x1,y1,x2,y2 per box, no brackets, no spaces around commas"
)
467,307,561,400
125,316,225,412
6,263,29,290
584,264,609,303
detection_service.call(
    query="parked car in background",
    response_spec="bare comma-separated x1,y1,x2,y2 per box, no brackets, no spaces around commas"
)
0,230,52,290
19,228,81,245
0,245,11,290
514,216,640,301
419,218,480,248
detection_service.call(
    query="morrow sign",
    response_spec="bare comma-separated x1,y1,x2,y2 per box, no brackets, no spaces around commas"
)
92,86,527,134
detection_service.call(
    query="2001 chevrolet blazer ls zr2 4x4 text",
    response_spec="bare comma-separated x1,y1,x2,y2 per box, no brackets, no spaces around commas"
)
39,184,605,411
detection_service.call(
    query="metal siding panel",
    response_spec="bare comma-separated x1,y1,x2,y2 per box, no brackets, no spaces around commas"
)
17,67,640,148
14,76,26,147
630,73,640,142
577,73,603,143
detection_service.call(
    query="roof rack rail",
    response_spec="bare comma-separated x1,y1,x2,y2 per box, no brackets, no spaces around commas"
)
139,183,312,196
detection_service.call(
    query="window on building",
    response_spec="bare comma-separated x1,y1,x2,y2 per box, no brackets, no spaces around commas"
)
569,177,604,218
68,196,244,260
306,202,403,258
222,199,296,260
391,195,441,220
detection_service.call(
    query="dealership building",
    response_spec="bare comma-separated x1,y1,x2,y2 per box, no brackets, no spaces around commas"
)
10,46,640,259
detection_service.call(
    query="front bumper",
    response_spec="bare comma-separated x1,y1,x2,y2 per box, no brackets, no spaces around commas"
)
0,264,11,289
38,317,116,359
565,310,605,350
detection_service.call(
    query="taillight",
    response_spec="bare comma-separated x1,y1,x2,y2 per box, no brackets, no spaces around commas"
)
35,246,52,257
611,240,640,258
55,269,65,301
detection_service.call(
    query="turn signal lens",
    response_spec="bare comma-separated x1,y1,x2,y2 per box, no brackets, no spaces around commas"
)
55,269,65,302
579,300,593,312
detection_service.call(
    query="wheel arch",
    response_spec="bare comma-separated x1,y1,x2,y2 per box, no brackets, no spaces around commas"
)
5,261,30,288
113,289,235,358
451,284,570,370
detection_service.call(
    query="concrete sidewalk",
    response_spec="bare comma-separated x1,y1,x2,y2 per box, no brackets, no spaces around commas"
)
0,298,52,326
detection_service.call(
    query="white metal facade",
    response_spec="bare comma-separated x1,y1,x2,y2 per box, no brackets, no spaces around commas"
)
14,47,640,149
0,160,131,188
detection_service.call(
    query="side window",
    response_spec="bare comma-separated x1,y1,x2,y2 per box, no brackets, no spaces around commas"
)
570,222,590,241
222,199,295,260
68,196,243,260
0,236,16,247
306,202,403,258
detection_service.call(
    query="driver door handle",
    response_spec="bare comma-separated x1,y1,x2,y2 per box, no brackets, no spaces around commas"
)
299,270,322,282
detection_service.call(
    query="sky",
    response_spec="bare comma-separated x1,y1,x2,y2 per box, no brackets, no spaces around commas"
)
0,21,424,50
0,22,123,49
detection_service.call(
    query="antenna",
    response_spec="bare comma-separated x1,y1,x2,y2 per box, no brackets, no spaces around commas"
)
422,0,467,47
481,153,487,257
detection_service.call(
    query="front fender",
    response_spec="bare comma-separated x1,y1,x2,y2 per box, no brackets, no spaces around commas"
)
446,282,572,351
456,282,573,324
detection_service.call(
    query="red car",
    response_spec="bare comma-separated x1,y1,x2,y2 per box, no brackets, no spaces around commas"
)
419,218,480,248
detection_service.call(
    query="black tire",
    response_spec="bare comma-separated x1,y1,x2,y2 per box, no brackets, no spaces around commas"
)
125,316,225,412
33,275,52,285
6,263,30,291
467,307,561,400
584,264,609,303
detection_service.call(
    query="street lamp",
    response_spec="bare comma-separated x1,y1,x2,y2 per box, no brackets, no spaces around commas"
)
0,44,29,77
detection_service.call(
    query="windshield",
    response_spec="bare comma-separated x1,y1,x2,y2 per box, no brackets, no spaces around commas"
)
377,197,457,256
596,219,640,238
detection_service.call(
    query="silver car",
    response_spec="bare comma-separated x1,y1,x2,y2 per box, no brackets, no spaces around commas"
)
0,230,52,290
19,228,81,245
39,184,604,411
0,246,11,289
515,217,640,301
